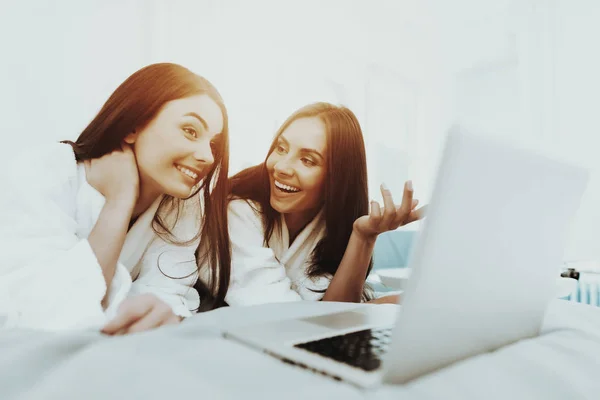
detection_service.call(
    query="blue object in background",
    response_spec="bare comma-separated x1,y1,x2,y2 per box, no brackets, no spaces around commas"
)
369,230,417,293
370,230,600,307
372,230,417,271
573,276,600,306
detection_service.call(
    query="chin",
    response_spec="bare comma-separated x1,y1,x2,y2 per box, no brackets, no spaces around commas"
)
166,185,195,199
270,198,288,214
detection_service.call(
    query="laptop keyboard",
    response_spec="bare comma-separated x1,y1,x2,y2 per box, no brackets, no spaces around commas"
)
294,327,393,372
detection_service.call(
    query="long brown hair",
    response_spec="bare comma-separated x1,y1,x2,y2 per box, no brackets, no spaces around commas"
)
229,102,372,299
62,63,231,310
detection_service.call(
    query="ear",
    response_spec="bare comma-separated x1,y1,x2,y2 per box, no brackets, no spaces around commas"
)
124,130,137,145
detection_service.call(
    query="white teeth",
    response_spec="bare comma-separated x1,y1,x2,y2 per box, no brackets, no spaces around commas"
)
274,180,300,192
176,165,198,180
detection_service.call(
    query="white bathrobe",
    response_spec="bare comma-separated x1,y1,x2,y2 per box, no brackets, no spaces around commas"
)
221,199,332,306
0,143,200,331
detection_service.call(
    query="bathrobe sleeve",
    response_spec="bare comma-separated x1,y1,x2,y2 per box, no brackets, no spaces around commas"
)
0,143,131,331
128,199,201,318
223,199,306,306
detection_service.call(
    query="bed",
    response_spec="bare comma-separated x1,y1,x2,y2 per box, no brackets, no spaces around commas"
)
1,299,599,399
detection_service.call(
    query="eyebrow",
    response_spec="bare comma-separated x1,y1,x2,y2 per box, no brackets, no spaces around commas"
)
183,112,208,130
278,136,324,161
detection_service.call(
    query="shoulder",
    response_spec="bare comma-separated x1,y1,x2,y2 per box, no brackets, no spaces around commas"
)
228,198,262,219
227,198,267,235
31,142,77,172
4,142,78,190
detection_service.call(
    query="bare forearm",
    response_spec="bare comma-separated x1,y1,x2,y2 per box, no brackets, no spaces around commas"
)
322,231,375,302
88,198,133,303
366,294,400,304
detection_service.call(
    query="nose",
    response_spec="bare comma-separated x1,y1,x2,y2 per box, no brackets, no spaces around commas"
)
273,155,294,177
193,138,215,166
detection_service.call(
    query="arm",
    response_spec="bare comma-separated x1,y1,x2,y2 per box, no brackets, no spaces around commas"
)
323,181,425,303
83,144,139,305
321,232,376,302
367,294,401,304
101,238,198,334
88,197,135,308
0,146,132,330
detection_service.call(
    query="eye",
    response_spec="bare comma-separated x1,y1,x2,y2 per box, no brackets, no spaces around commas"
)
183,126,198,138
302,157,316,167
275,144,287,154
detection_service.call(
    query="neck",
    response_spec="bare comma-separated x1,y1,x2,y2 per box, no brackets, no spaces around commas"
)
132,181,161,219
284,207,321,245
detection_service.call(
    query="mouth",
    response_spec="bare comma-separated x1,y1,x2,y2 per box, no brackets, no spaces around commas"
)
175,164,201,184
273,179,301,194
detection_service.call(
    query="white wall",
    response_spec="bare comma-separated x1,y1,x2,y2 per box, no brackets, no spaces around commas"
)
1,0,599,260
551,0,600,260
0,0,153,152
440,0,600,260
75,0,446,202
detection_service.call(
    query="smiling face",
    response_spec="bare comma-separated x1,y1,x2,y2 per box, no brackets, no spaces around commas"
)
128,94,224,199
265,117,327,223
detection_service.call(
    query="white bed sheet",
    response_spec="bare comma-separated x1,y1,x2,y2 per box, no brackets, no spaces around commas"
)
1,299,599,399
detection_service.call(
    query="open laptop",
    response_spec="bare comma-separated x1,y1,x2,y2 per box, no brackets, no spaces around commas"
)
223,127,589,388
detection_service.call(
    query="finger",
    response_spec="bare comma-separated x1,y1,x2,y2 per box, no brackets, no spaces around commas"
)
394,181,414,226
369,200,382,226
411,199,419,210
120,142,134,154
101,299,153,334
379,183,396,230
367,294,401,304
128,309,181,334
164,314,183,326
126,305,172,334
405,205,427,224
399,199,419,213
102,308,148,335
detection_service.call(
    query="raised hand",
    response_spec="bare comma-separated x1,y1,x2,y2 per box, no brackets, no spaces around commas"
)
84,143,139,206
353,181,426,242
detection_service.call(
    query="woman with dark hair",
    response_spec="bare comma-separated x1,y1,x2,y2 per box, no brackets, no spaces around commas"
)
197,102,423,307
0,63,231,333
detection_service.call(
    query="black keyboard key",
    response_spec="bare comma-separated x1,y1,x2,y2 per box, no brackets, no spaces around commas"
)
294,328,393,372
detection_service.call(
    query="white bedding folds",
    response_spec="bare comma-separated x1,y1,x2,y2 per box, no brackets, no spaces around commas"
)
1,299,599,399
